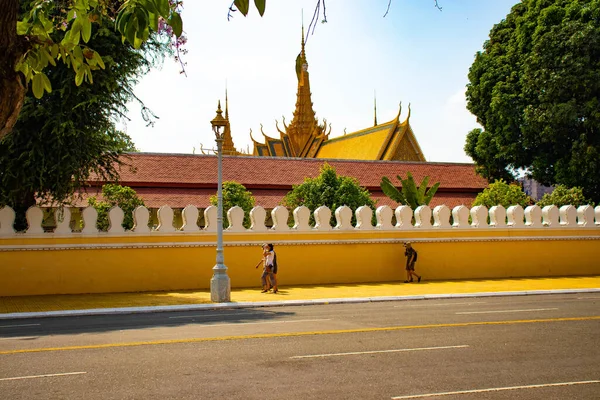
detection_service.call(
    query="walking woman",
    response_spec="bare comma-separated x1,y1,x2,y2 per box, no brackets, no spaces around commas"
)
257,243,278,293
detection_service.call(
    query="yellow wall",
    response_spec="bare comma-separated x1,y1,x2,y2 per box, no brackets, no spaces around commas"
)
1,229,599,296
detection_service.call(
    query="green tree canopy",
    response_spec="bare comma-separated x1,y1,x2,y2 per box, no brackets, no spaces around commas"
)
210,181,256,228
380,172,440,210
536,185,595,208
472,180,532,209
465,0,600,202
88,184,145,231
282,163,376,225
0,11,164,230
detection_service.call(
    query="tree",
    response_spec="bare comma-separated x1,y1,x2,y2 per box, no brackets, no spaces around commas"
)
1,0,185,140
0,11,163,230
380,172,439,210
210,181,256,228
465,0,600,202
536,185,595,208
88,184,145,231
472,180,532,209
282,163,376,226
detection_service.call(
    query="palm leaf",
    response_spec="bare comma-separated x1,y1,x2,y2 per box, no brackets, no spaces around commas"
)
380,176,406,204
424,182,441,205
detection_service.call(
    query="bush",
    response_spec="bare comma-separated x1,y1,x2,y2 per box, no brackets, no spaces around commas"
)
209,181,255,228
472,180,531,209
283,163,376,226
88,184,145,231
536,185,595,208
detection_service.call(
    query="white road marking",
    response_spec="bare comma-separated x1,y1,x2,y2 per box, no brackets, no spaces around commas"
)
290,345,469,359
395,302,487,308
0,372,87,382
391,380,600,399
169,312,257,319
456,308,558,315
0,324,40,328
577,296,600,300
0,336,38,341
208,318,330,327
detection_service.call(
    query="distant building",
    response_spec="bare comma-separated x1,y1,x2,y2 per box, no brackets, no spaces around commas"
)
521,177,554,201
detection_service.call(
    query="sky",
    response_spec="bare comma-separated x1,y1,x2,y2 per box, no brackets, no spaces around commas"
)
120,0,518,163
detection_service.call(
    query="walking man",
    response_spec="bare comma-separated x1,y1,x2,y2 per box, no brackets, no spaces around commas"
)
403,242,421,283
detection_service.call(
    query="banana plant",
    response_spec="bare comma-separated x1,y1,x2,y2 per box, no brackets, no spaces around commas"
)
380,172,440,210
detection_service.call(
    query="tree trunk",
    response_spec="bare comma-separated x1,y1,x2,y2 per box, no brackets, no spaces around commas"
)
0,0,25,141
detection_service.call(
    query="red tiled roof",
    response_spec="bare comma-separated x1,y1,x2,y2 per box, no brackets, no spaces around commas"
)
103,153,486,190
80,153,485,209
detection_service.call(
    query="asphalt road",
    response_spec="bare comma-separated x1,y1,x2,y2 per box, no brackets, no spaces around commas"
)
1,294,599,399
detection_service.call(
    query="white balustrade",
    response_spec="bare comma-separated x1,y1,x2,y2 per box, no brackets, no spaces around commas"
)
507,205,525,228
542,205,559,228
470,205,488,228
375,205,394,230
355,206,373,230
292,206,311,231
271,206,290,231
559,205,577,227
132,206,151,233
489,205,507,228
433,205,451,228
249,206,268,232
181,205,200,232
415,206,432,229
313,206,332,231
81,206,98,234
54,207,71,234
451,205,469,229
226,206,246,232
203,205,217,232
577,205,595,227
394,206,413,230
108,206,125,233
0,206,16,235
524,205,543,228
157,205,176,232
25,206,44,235
334,206,353,230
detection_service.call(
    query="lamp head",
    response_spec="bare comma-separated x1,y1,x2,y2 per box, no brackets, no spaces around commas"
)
210,100,227,139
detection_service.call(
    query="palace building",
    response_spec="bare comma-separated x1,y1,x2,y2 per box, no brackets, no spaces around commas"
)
221,27,425,162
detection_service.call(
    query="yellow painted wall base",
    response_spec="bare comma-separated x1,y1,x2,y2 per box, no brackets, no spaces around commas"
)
1,229,599,296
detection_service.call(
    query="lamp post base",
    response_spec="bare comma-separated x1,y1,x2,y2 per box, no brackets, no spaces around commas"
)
210,265,231,302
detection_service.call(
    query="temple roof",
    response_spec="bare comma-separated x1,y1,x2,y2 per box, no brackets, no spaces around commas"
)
80,153,486,208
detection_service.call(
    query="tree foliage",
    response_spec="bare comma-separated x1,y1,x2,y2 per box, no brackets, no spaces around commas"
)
536,185,595,208
283,163,376,225
0,12,162,229
472,180,532,209
380,172,440,210
1,0,188,140
210,181,256,228
465,0,600,202
88,184,145,231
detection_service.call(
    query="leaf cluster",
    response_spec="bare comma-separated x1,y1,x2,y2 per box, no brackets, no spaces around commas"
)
15,0,183,98
536,185,595,208
472,180,532,209
88,184,145,231
380,172,440,210
282,163,376,226
209,181,256,228
465,0,600,202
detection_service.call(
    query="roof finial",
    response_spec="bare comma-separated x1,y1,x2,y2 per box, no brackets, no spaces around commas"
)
301,11,306,62
374,90,378,126
225,83,229,120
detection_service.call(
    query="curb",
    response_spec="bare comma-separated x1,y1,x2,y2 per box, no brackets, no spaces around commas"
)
1,288,599,320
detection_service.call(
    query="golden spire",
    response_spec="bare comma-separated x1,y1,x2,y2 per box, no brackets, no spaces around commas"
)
286,22,324,157
374,91,378,126
221,89,237,155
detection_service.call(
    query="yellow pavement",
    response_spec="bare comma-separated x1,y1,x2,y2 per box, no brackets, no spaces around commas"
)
1,276,599,314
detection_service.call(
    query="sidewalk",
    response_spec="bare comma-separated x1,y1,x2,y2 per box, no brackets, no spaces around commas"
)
1,276,599,320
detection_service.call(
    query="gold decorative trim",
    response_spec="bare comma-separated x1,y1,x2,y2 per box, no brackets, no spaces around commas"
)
1,236,598,252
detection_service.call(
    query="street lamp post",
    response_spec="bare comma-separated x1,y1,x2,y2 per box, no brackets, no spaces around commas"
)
210,101,231,302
